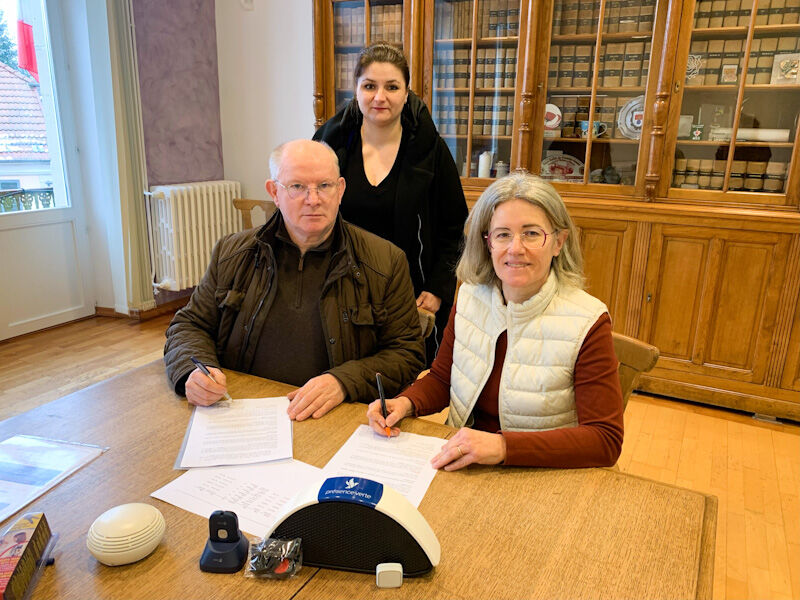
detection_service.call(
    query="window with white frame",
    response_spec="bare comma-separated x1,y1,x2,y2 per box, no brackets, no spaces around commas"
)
0,0,68,213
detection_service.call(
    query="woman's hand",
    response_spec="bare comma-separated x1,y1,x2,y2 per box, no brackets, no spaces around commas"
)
416,291,442,314
431,428,507,471
366,396,414,437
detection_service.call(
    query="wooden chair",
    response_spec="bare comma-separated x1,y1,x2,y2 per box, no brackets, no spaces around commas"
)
612,332,659,410
418,307,435,339
233,198,276,229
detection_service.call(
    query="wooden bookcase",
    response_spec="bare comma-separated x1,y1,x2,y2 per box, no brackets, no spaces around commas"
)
313,0,800,420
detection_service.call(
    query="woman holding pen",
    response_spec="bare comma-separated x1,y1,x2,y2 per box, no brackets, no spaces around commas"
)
366,173,624,470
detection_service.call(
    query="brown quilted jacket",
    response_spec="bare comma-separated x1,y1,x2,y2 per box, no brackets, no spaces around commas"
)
163,212,425,402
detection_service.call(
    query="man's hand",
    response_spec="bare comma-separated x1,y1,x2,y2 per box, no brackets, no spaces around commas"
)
430,427,507,471
416,291,442,314
185,367,229,406
287,374,346,421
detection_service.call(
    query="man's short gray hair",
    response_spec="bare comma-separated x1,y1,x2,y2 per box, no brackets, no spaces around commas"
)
456,172,585,290
269,140,340,180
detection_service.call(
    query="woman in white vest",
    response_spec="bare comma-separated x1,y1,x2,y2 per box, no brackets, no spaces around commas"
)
367,172,624,469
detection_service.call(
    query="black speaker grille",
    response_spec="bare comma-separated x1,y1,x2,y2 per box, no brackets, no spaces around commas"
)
272,502,434,576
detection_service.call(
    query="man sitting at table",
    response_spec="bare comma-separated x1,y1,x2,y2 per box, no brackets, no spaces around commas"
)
164,139,425,420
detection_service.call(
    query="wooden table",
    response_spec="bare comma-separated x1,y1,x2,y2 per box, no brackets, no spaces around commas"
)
1,360,716,600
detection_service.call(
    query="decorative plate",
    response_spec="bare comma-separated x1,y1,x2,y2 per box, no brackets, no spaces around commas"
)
617,96,645,140
540,153,584,182
544,103,562,129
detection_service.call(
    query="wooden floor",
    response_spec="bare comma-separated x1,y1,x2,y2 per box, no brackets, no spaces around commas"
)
1,314,798,600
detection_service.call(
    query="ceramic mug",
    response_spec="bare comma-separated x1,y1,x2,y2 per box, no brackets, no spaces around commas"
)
579,120,608,138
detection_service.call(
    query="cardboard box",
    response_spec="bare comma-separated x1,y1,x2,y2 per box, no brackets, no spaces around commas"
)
0,513,52,600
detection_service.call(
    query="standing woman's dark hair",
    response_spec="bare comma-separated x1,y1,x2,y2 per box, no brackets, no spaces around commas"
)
353,42,410,88
313,41,467,367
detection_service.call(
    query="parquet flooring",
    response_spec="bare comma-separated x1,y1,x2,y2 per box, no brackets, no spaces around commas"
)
0,313,798,599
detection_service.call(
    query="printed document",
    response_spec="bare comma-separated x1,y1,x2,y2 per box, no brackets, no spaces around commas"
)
152,460,322,537
321,425,442,507
0,435,105,523
177,397,292,468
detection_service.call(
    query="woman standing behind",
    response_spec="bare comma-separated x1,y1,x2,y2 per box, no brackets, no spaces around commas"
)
313,42,467,363
367,173,624,469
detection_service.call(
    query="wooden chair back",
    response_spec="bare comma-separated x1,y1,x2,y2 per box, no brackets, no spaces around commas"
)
418,307,436,339
612,332,660,409
233,198,277,229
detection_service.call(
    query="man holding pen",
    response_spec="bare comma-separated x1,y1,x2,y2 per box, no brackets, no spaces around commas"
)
164,139,424,420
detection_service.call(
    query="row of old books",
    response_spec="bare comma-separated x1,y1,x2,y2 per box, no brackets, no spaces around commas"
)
432,94,516,136
334,52,359,90
370,4,403,44
478,0,521,38
433,48,518,89
548,95,639,138
553,0,656,35
548,42,651,88
334,6,364,45
694,0,800,27
434,0,522,40
686,36,800,85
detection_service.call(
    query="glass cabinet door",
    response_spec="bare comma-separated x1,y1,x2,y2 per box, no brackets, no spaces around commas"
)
332,1,405,112
669,1,799,202
333,1,367,110
430,0,522,179
539,0,657,188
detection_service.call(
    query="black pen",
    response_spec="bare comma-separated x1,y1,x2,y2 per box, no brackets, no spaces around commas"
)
190,356,233,402
375,372,391,437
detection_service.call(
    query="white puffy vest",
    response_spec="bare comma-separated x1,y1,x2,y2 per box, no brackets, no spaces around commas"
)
447,271,608,431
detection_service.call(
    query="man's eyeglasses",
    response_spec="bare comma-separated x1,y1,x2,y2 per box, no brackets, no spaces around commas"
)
484,226,558,250
275,180,339,200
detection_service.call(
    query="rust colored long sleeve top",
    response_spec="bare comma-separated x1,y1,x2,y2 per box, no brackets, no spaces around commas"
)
403,305,624,467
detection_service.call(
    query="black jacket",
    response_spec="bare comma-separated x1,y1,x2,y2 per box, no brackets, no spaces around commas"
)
313,91,467,307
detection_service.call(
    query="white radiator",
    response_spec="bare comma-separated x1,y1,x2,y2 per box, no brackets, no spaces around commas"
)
146,180,242,291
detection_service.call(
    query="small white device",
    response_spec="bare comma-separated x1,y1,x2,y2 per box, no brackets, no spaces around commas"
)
376,562,404,588
265,477,440,576
86,503,166,566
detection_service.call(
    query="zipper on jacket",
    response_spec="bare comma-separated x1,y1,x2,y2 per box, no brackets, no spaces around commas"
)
237,248,274,369
416,214,425,284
